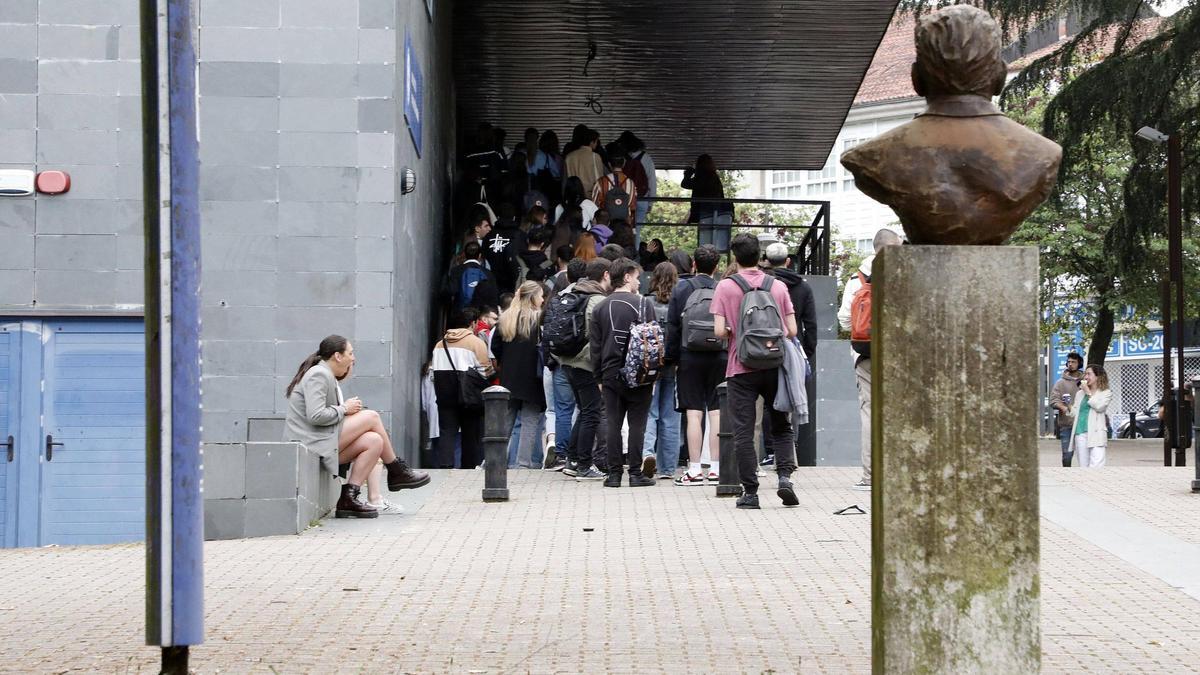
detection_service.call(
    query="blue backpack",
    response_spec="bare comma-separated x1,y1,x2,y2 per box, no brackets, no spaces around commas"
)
458,264,488,309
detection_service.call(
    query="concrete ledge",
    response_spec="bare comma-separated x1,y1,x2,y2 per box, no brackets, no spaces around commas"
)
203,441,339,540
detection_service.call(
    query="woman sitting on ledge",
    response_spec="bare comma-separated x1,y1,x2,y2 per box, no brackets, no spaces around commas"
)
285,335,430,519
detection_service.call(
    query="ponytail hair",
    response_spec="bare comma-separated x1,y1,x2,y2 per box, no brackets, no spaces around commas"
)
285,334,349,397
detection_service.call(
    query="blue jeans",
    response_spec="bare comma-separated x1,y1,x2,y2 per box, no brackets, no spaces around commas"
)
643,369,680,474
551,367,576,457
1057,426,1073,467
507,408,545,468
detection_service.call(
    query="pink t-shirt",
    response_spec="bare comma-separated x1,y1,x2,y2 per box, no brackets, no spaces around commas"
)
711,269,795,377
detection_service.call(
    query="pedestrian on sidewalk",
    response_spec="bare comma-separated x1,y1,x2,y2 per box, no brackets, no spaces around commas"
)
711,235,799,509
431,312,495,469
590,257,659,488
837,228,902,490
643,261,680,479
667,245,728,485
547,257,612,480
1050,352,1084,466
284,335,430,519
1071,364,1112,468
493,281,549,469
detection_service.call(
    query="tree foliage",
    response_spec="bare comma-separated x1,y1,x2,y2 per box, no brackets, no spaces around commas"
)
642,170,822,264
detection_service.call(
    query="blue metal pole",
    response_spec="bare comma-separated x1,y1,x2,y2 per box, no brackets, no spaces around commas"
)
141,0,203,663
166,0,204,648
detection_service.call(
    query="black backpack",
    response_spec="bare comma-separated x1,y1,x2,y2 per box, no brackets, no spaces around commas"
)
681,278,724,351
602,174,632,223
543,290,592,358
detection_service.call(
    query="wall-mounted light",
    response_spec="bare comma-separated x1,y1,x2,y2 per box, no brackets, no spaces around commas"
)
0,169,35,196
401,167,417,195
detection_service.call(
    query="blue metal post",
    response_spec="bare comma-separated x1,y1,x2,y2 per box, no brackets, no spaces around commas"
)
142,0,203,665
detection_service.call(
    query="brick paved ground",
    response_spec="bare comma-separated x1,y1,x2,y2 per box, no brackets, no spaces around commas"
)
2,463,1199,673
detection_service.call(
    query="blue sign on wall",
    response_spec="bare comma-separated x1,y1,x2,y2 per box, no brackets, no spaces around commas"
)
404,29,423,158
1120,330,1165,356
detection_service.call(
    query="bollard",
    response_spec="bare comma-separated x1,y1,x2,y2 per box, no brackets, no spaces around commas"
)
1192,376,1200,493
715,383,742,497
482,385,510,502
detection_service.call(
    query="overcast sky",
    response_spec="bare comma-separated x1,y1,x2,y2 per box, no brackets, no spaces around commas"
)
1157,0,1188,15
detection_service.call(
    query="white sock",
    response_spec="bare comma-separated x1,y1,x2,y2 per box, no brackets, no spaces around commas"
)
709,460,720,475
689,462,702,476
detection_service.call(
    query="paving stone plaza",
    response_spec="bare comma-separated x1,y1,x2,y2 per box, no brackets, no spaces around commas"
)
1,443,1198,673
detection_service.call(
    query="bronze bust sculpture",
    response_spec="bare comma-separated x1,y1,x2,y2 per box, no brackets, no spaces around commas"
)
841,5,1062,245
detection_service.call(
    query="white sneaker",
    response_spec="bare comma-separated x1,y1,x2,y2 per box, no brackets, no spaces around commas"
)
369,499,404,515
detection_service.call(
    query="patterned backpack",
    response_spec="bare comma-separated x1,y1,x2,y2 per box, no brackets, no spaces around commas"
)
620,297,666,387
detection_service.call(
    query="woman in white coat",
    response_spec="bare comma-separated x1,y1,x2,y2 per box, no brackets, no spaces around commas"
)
1070,364,1112,468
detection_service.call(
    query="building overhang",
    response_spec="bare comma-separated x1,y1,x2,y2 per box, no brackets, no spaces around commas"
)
453,0,902,170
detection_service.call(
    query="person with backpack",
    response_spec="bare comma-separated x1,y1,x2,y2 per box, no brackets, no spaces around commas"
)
517,226,554,285
667,244,727,485
591,142,637,227
544,257,612,479
446,241,501,312
643,261,680,479
619,131,657,234
492,282,547,469
837,228,902,491
542,258,588,469
589,257,661,488
711,234,799,509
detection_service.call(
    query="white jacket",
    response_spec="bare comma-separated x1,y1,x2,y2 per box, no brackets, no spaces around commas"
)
838,254,874,332
1070,388,1112,448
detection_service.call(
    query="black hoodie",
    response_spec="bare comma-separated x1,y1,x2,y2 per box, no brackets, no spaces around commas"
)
517,248,553,283
589,290,650,384
771,268,818,360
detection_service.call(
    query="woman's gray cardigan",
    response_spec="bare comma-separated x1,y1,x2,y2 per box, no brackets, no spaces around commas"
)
284,361,344,473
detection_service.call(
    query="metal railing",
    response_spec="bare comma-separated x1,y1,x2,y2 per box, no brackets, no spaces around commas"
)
636,196,832,276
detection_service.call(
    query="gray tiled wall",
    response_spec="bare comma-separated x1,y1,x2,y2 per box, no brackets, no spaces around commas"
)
0,0,455,463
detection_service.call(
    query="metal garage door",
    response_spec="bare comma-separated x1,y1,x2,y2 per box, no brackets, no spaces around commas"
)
0,319,145,548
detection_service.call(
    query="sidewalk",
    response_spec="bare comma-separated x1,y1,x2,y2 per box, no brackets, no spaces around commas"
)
1,466,1199,673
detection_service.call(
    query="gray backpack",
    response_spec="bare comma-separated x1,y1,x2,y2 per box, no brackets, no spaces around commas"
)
730,274,785,369
681,278,724,352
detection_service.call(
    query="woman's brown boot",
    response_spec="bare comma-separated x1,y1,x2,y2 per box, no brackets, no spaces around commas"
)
335,483,378,518
386,459,431,490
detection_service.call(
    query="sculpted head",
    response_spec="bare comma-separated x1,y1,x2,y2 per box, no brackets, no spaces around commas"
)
911,5,1007,99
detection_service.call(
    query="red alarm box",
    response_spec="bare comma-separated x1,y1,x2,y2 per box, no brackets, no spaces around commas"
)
35,170,71,195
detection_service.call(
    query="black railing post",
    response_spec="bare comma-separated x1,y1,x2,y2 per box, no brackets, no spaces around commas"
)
715,383,742,497
482,386,510,502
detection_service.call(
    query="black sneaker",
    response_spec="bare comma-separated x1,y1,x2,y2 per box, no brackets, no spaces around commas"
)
736,493,761,509
603,472,623,488
575,466,606,481
544,455,567,472
563,460,580,477
777,475,799,507
629,472,655,487
760,454,775,466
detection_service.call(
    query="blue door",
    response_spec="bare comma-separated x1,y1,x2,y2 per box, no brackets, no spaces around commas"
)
0,319,145,548
0,323,21,547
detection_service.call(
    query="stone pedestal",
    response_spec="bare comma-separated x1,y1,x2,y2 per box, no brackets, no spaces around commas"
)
873,246,1040,673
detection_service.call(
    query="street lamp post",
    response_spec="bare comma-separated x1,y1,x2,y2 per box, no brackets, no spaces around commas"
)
1136,126,1187,467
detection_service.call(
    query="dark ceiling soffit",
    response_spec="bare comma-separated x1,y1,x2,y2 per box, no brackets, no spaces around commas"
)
452,1,903,170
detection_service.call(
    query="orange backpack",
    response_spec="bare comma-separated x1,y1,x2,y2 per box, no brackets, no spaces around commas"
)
849,272,871,356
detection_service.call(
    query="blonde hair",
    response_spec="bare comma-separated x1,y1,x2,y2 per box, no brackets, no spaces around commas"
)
1086,364,1110,391
498,281,544,342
